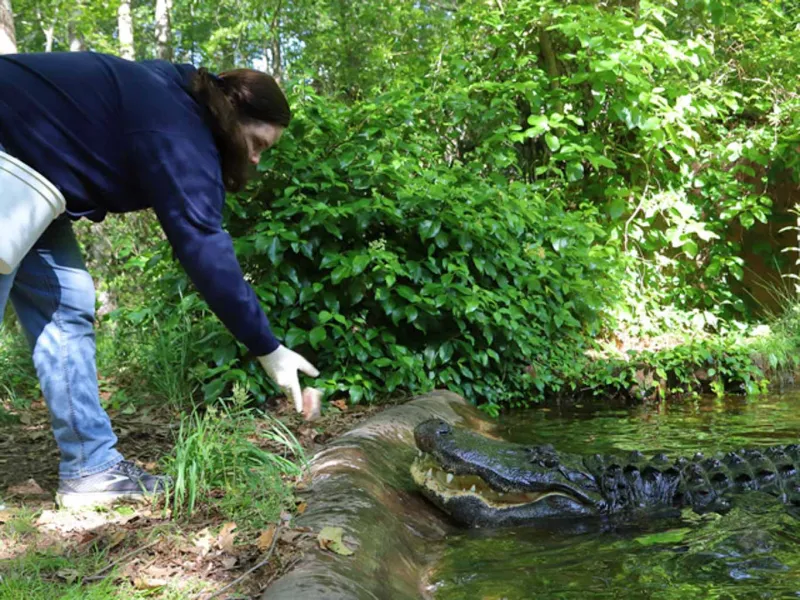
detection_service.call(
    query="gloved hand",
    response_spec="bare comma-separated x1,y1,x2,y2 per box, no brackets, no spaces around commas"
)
258,345,320,412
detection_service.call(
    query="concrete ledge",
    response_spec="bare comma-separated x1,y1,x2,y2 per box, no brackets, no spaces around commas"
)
262,390,491,600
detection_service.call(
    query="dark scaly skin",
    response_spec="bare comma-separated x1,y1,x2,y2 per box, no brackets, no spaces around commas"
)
411,419,800,528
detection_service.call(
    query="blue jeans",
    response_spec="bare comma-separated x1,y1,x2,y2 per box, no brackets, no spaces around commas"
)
0,155,123,480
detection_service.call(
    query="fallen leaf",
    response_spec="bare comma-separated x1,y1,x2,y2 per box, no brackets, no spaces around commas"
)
279,529,303,544
296,424,317,446
217,522,237,553
257,525,277,551
296,502,308,515
221,556,237,569
317,526,354,556
106,530,127,550
141,565,174,579
133,577,167,590
331,399,348,411
77,532,99,545
8,478,47,497
194,528,213,556
56,568,80,583
114,505,136,517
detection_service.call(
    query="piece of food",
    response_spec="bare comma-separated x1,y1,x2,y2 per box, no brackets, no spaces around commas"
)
302,387,323,421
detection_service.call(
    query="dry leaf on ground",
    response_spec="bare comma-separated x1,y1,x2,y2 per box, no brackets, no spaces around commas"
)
193,528,213,556
8,478,47,497
217,522,237,553
317,526,354,556
133,576,167,590
106,530,127,550
56,568,80,583
257,525,277,551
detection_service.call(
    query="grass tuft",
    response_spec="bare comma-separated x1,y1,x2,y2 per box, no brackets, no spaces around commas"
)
163,383,306,526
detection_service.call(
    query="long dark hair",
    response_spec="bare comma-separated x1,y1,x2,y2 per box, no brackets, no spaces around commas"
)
190,68,291,192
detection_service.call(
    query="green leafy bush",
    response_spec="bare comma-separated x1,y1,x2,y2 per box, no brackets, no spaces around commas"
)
216,85,620,409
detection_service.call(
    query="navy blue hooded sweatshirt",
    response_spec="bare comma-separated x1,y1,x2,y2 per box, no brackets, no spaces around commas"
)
0,51,280,356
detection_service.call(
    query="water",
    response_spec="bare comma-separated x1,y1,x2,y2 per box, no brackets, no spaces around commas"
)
427,393,800,599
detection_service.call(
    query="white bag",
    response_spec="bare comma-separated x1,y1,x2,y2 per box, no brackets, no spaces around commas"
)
0,150,66,275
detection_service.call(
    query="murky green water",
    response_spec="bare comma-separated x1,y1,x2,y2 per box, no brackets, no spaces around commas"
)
428,393,800,600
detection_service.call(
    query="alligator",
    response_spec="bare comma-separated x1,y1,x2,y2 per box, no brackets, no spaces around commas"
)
411,419,800,528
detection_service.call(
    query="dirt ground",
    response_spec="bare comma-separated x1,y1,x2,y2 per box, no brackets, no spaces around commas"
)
0,395,394,598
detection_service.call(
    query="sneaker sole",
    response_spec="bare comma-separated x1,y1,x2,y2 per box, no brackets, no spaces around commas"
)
55,490,160,510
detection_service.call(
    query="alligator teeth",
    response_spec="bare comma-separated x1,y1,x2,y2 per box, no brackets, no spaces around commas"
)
446,473,454,484
426,469,433,479
469,485,476,493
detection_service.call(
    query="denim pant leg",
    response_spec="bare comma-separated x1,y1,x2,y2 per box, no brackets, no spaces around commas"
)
7,218,123,479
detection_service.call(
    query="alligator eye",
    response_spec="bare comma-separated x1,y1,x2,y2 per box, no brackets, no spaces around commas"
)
434,421,453,436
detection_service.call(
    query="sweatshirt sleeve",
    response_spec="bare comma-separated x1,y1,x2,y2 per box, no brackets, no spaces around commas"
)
130,131,281,356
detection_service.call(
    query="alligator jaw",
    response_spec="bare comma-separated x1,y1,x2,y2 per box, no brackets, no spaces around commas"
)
411,453,589,514
411,419,604,526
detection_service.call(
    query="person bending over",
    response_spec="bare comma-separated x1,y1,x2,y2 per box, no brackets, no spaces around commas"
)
0,52,317,508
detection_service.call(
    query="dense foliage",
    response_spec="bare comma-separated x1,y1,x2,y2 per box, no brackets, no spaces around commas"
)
3,0,800,411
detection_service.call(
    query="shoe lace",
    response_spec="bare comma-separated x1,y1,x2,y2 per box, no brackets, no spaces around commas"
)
117,460,149,481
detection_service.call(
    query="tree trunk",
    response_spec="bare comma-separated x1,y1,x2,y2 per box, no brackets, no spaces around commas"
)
268,0,283,81
118,0,134,60
35,5,58,52
154,0,172,60
69,26,85,51
270,30,282,81
68,7,86,53
44,22,55,51
0,0,16,54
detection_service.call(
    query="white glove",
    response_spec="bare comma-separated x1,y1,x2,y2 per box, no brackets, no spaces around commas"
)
258,345,320,413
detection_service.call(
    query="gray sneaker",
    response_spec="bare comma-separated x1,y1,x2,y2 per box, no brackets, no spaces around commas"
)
56,460,171,509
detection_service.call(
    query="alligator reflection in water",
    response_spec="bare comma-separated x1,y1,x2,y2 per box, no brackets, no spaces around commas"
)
412,419,800,528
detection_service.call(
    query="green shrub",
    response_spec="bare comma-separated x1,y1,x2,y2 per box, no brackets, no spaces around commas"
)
220,85,621,409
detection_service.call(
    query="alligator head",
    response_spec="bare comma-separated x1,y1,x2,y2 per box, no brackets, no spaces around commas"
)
411,419,800,528
411,419,607,527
